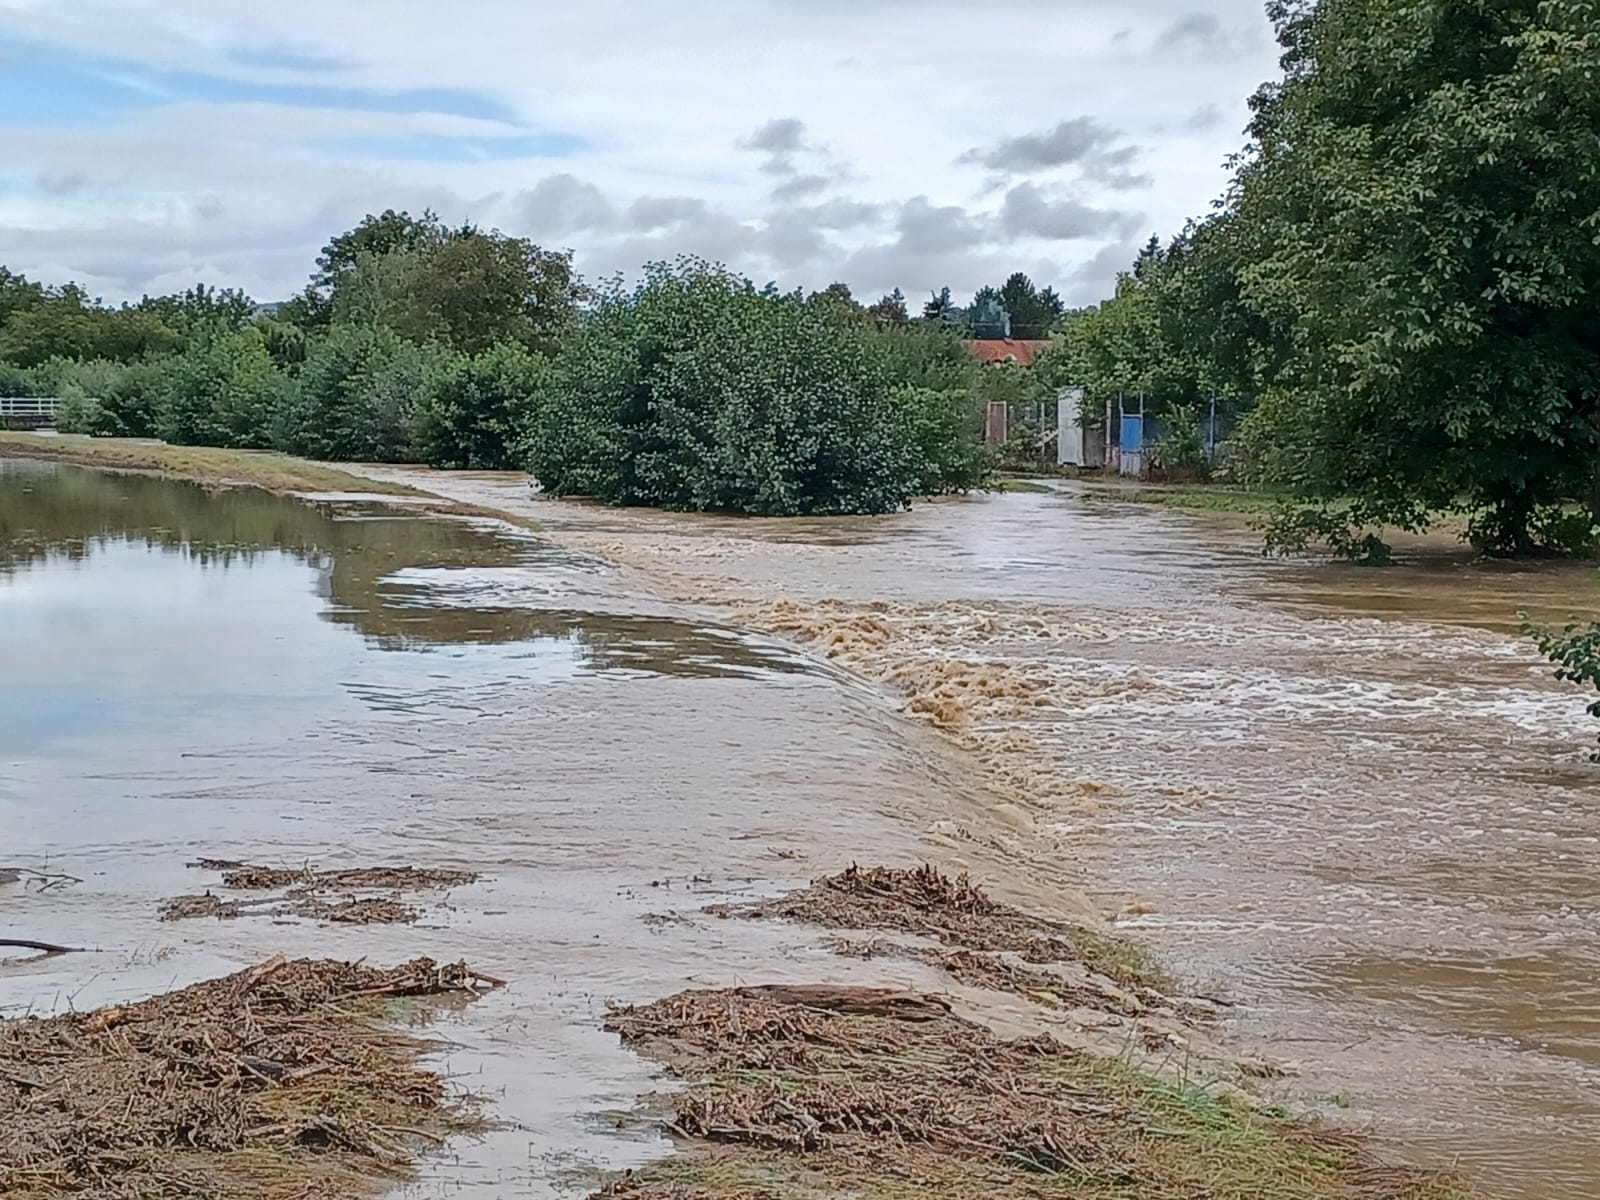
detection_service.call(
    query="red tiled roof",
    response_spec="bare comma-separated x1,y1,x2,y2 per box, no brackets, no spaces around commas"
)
965,339,1052,367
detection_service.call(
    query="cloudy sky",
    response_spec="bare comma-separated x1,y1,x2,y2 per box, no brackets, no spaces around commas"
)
0,0,1281,308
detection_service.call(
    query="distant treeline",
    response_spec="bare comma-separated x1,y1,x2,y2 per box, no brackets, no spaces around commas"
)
2,214,1079,514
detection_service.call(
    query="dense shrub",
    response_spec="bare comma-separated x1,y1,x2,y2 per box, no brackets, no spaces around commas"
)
528,260,946,515
158,327,285,448
414,342,548,469
93,359,177,438
0,360,44,398
277,324,442,462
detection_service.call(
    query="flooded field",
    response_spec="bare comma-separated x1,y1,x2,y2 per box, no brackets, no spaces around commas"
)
0,460,1015,1194
346,466,1600,1200
5,457,1600,1198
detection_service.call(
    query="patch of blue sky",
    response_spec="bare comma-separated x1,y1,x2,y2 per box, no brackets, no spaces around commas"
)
0,38,516,127
334,133,586,163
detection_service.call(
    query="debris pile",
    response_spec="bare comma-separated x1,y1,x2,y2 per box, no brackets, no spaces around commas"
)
0,955,500,1199
161,862,480,926
596,983,1455,1200
710,864,1175,1013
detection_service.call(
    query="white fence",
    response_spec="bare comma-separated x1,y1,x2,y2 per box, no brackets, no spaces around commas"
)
0,397,59,428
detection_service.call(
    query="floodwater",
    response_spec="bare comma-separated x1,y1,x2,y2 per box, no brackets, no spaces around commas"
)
5,459,1600,1199
343,465,1600,1200
0,459,1007,1194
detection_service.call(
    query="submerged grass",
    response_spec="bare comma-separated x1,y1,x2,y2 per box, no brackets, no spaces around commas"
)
0,433,545,531
0,432,422,496
1081,481,1284,515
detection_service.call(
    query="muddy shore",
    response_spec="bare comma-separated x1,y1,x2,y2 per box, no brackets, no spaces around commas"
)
0,437,1496,1197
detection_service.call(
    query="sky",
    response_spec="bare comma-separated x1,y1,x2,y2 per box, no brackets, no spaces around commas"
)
0,0,1283,309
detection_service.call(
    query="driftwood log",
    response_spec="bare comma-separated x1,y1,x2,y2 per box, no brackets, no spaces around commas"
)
0,938,80,955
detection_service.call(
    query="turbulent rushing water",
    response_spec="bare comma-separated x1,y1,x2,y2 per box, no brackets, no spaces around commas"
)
4,459,1600,1198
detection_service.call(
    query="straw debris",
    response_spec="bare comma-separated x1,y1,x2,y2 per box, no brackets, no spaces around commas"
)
710,864,1178,1013
161,862,478,926
594,985,1458,1200
0,955,501,1199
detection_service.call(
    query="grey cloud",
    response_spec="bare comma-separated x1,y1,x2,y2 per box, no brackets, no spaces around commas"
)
894,197,989,254
192,195,227,223
1183,103,1224,132
1156,13,1237,52
1082,145,1152,191
1065,241,1142,305
770,172,832,202
759,214,829,269
786,199,883,230
1000,182,1137,241
518,173,618,236
626,195,711,231
742,117,808,157
960,118,1149,191
36,169,90,197
740,117,814,177
960,117,1118,172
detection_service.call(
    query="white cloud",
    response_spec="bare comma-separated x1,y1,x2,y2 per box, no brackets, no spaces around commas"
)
0,0,1280,305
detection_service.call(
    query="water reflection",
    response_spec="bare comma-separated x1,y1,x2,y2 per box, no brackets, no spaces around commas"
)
0,460,809,678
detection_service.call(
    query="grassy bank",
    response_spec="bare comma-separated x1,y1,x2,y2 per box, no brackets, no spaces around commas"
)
1086,480,1284,514
0,431,423,497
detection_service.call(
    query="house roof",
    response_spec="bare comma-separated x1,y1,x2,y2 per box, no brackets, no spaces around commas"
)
965,338,1052,367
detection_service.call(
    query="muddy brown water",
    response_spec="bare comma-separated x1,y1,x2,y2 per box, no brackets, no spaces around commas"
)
5,459,1600,1198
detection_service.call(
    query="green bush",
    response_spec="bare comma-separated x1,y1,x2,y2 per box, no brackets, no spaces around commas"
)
895,385,993,493
528,259,952,516
0,361,44,398
158,326,286,448
414,341,548,469
93,359,176,438
1152,403,1207,473
278,324,442,462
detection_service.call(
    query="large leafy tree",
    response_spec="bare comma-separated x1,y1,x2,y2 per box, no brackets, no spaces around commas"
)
320,215,581,355
1235,0,1600,556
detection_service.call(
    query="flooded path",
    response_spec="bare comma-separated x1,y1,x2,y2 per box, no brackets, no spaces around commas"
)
344,466,1600,1200
0,460,1020,1195
6,457,1600,1198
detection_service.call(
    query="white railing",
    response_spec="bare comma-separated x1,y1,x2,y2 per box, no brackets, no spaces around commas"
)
0,397,59,427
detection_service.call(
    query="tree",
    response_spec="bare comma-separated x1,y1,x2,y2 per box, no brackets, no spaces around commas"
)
527,259,953,516
1523,614,1600,758
278,324,444,462
414,342,550,469
158,326,285,448
1232,0,1600,557
922,287,956,324
136,285,256,336
866,288,910,327
323,218,581,354
997,272,1064,339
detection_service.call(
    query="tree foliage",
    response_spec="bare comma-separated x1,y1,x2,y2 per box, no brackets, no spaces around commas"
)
157,326,285,449
527,259,979,515
414,342,550,469
279,324,444,462
1231,0,1600,557
1523,613,1600,757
